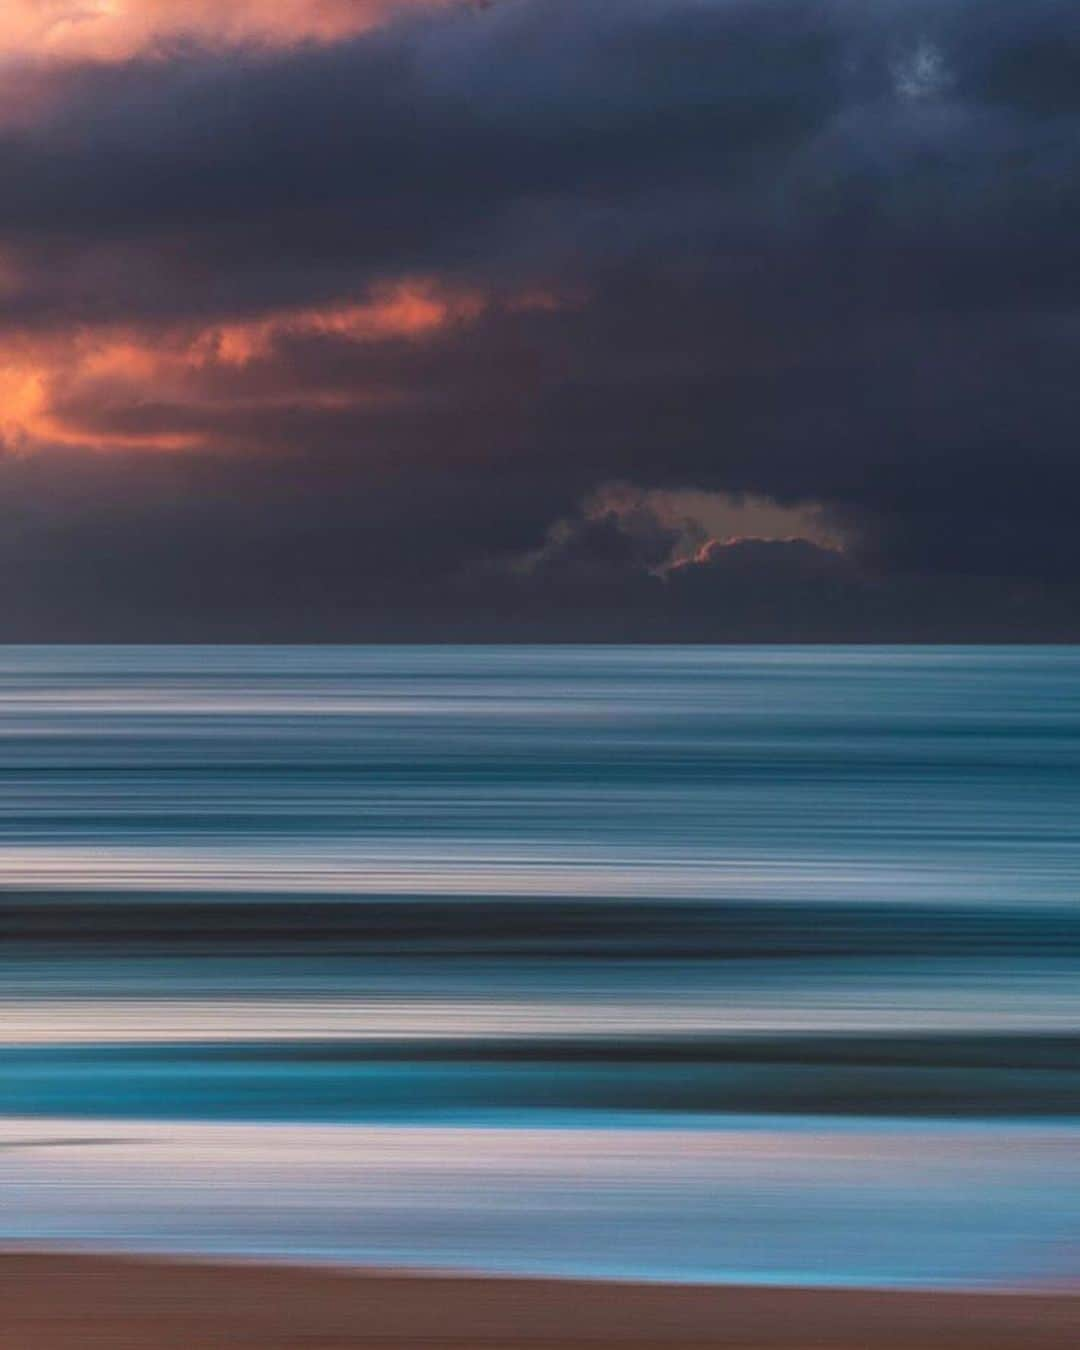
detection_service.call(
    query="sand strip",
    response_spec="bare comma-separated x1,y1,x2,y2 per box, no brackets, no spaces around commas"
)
0,1255,1077,1349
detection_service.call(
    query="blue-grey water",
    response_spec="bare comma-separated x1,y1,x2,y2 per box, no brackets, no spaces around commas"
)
2,645,1079,1287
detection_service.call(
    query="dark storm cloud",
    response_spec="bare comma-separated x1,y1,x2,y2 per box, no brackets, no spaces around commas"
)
0,0,1075,313
1,0,1080,637
0,0,853,326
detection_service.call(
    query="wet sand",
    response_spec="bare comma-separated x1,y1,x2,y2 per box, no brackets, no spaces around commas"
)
0,1255,1077,1349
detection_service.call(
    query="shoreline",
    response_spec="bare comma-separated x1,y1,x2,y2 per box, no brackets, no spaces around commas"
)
1,1254,1077,1349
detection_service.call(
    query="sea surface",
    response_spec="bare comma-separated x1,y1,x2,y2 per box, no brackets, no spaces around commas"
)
2,645,1079,1286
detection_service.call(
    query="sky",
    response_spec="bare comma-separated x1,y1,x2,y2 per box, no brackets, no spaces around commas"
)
1,0,1079,640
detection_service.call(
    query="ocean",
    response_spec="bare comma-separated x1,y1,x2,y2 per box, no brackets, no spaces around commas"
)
2,645,1079,1286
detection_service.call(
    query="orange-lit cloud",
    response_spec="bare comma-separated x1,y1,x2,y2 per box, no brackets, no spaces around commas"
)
205,282,488,367
0,0,448,63
0,280,562,453
569,483,845,571
0,348,203,450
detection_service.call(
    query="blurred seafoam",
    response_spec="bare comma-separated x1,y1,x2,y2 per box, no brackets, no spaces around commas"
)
2,646,1079,1286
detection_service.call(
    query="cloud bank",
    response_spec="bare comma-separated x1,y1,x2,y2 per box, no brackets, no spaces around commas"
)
0,0,1079,638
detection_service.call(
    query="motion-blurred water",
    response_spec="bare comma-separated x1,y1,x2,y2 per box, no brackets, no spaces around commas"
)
3,646,1079,1285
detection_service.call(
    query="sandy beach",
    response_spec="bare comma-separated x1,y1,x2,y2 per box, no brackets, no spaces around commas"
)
0,1255,1076,1349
